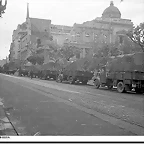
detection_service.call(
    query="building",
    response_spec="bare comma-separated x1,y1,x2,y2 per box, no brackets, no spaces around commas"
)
9,1,134,62
0,59,6,67
50,24,72,46
9,3,52,63
9,23,27,61
65,1,133,58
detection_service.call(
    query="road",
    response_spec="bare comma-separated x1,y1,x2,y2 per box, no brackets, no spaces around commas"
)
0,73,144,135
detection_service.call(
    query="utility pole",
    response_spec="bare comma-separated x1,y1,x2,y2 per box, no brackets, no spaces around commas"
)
0,0,7,18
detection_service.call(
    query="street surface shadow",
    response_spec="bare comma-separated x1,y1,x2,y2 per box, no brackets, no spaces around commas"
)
92,86,144,97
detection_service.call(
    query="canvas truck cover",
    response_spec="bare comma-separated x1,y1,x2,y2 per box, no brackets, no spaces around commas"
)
107,52,144,72
88,57,109,71
25,65,38,72
65,57,93,72
41,62,56,70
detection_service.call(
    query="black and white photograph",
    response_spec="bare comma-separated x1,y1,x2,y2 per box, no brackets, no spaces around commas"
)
0,0,144,142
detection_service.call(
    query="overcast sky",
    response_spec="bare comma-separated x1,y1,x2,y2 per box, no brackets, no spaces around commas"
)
0,0,144,60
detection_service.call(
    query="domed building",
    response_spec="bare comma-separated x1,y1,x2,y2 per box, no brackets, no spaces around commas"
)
67,1,134,58
9,1,134,62
102,1,121,19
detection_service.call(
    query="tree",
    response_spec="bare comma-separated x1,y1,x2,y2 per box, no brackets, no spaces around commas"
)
93,43,110,58
110,47,121,56
0,0,7,17
3,63,9,71
127,22,144,52
27,54,44,65
60,46,75,61
0,66,3,72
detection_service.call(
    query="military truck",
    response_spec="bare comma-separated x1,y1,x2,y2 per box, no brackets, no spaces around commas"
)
40,62,60,80
93,52,144,93
18,68,29,77
56,57,94,84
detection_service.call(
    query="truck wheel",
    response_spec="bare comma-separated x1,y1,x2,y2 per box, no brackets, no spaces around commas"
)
56,76,62,83
94,79,100,89
69,77,75,84
117,82,125,93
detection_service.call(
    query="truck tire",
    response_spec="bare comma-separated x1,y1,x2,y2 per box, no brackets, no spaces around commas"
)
69,77,75,84
117,82,125,93
56,75,62,83
94,79,100,89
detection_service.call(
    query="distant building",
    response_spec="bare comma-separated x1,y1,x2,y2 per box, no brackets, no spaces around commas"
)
9,1,133,62
0,57,9,66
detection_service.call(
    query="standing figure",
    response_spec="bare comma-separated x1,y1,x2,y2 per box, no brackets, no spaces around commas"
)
30,70,33,79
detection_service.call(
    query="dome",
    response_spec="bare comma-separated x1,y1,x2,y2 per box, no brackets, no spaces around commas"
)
102,1,121,18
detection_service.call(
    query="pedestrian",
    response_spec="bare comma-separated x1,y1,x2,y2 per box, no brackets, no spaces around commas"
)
30,70,33,79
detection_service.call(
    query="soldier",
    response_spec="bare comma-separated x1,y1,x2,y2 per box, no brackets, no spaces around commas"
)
29,70,33,79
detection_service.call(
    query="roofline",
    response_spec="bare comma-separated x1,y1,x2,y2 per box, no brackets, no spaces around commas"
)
29,17,51,22
51,24,72,28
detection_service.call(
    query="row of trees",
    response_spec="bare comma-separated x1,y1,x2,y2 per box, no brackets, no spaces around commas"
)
94,22,144,58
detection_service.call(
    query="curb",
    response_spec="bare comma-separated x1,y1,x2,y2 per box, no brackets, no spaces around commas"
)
0,100,17,136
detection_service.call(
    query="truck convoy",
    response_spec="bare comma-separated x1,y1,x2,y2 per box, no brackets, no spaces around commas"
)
93,52,144,93
2,52,144,94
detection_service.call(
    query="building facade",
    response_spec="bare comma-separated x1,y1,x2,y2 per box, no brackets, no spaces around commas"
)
9,1,134,62
50,24,72,46
65,1,133,58
9,3,52,62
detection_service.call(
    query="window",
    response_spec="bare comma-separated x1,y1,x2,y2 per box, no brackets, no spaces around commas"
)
103,34,107,38
95,34,98,37
76,53,80,59
85,33,90,37
119,35,124,44
76,32,80,37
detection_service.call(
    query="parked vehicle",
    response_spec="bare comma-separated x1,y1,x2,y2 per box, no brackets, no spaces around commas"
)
18,69,29,77
40,62,61,80
56,57,93,84
93,52,144,93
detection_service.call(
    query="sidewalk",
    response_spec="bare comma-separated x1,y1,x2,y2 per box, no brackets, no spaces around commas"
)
0,98,17,135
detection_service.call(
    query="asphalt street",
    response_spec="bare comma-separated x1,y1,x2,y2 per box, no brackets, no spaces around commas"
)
0,73,143,135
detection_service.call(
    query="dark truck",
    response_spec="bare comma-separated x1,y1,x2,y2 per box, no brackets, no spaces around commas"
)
40,62,61,80
56,57,94,84
18,68,29,77
93,52,144,93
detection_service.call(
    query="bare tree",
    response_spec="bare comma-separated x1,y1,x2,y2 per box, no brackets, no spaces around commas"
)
0,0,7,17
127,22,144,52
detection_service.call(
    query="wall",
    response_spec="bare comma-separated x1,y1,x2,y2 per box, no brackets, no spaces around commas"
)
50,24,72,46
52,33,71,46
